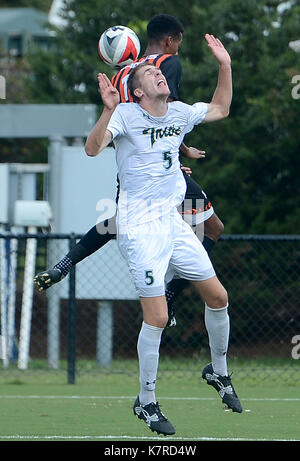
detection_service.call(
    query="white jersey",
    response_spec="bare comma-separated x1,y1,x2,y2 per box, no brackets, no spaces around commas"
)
107,100,208,226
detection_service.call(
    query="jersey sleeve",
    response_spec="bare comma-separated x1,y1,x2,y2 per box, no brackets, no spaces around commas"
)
185,102,208,131
106,105,127,139
159,55,182,101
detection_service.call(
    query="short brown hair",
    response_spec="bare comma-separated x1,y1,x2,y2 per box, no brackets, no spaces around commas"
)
127,62,155,103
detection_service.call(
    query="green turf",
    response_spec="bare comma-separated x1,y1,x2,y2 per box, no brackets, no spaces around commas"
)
0,374,299,441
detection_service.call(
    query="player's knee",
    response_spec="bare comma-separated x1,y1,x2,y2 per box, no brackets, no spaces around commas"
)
157,313,169,329
208,287,228,309
215,218,224,238
150,312,169,329
142,307,169,329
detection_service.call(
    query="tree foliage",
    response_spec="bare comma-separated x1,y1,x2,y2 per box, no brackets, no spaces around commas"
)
3,0,300,233
0,0,52,12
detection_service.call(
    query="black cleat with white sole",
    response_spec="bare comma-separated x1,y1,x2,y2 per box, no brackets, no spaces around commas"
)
166,303,177,328
202,363,243,413
133,396,175,435
165,290,177,328
34,268,63,292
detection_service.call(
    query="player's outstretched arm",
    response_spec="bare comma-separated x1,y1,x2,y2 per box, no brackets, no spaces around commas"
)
203,34,232,123
85,73,119,156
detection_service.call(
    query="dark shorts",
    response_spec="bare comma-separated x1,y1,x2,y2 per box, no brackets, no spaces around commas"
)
181,171,214,225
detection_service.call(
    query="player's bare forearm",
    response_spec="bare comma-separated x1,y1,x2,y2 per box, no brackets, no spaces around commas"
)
85,73,118,156
203,34,232,122
85,107,113,156
209,63,232,118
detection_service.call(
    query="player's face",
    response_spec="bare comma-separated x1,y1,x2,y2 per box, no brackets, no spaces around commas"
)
136,65,170,100
168,33,183,56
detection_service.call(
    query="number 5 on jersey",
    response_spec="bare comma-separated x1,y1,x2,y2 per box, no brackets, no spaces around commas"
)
145,270,154,285
162,151,172,170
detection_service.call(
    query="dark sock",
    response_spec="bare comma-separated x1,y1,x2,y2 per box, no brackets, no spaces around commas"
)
53,225,115,276
165,278,189,308
54,256,73,276
202,236,215,254
79,224,115,254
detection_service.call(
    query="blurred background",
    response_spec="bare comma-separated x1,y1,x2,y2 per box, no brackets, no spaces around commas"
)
0,0,299,384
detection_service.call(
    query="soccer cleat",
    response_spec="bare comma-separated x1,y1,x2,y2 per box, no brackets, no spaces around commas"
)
167,303,177,328
202,363,243,413
34,268,63,292
133,396,175,435
165,290,177,328
168,315,177,328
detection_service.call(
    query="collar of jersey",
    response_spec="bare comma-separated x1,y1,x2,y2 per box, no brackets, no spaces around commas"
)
137,104,170,122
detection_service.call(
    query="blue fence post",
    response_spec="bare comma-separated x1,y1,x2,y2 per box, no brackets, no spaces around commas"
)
67,234,77,384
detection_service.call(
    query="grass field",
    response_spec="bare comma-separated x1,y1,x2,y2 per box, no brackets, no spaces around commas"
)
0,370,299,442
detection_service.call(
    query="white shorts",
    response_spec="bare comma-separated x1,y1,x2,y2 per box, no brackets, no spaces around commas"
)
117,210,215,297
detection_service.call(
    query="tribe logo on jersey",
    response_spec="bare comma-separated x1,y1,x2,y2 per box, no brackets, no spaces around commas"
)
143,125,182,146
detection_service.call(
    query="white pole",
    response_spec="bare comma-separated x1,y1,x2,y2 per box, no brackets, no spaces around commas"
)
97,301,113,367
18,226,37,370
47,136,63,369
0,227,8,367
7,227,20,361
47,239,61,369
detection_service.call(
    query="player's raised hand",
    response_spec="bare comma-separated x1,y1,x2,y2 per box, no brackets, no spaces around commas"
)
97,73,120,110
205,34,231,66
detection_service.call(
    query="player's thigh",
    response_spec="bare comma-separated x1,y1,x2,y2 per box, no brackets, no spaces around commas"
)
96,213,117,236
202,212,224,241
168,216,215,281
140,295,168,328
118,220,171,298
192,276,228,308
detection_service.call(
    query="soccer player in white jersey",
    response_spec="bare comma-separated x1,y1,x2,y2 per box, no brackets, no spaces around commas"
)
85,33,242,435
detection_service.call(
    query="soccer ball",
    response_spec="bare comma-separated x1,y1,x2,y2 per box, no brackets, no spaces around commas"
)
98,25,141,68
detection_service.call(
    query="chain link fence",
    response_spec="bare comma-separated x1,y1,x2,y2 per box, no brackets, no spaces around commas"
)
0,233,299,384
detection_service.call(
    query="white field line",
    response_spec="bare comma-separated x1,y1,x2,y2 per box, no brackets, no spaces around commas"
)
0,395,299,401
0,435,299,441
0,396,299,441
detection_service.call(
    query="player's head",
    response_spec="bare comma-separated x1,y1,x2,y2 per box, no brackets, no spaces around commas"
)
147,14,184,55
128,62,170,103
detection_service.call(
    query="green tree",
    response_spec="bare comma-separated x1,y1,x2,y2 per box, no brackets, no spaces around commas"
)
3,0,300,233
0,0,52,11
178,0,300,233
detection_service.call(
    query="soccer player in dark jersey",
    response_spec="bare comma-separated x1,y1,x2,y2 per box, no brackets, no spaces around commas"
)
34,14,224,326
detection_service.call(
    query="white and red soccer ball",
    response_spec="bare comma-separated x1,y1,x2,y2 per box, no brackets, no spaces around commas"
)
98,25,141,68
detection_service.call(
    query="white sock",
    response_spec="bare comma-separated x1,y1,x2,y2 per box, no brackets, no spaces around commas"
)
137,321,163,406
204,304,230,376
